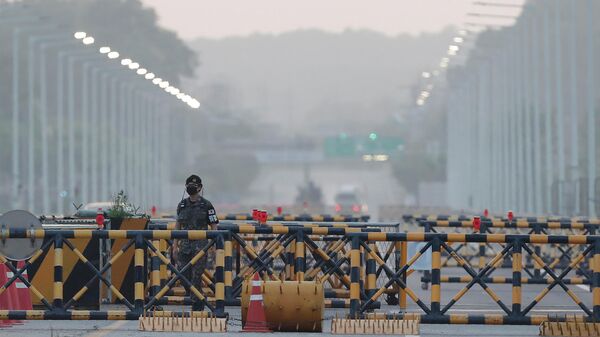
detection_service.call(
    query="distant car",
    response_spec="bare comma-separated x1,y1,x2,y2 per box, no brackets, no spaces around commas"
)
334,190,365,215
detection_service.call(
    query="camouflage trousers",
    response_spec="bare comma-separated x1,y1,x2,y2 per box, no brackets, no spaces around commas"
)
177,240,211,303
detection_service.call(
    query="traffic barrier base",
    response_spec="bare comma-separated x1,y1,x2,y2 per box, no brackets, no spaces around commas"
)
331,317,419,335
138,311,226,332
540,321,600,336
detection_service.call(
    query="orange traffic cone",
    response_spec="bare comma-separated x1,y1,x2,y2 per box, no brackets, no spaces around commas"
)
13,261,32,311
0,263,16,327
242,273,271,332
5,262,24,325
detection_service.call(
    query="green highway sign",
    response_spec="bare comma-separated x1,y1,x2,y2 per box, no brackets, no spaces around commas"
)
324,134,404,158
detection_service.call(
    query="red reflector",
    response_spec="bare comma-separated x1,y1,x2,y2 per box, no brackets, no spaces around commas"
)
473,216,481,231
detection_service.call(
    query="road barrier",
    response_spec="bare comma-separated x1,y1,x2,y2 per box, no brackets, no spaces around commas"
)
419,219,594,288
342,232,600,326
0,222,597,329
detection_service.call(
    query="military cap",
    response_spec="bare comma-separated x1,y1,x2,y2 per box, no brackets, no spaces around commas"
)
185,174,202,185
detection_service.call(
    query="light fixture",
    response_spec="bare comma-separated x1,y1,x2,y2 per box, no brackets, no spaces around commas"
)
82,36,95,45
422,72,431,79
454,37,464,43
75,31,202,110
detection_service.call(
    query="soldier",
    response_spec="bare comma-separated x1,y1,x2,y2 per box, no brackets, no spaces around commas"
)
174,174,219,311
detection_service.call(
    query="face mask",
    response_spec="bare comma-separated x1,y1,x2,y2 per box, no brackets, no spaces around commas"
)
186,184,199,195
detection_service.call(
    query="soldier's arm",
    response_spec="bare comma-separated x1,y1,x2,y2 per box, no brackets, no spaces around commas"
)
174,201,184,254
207,202,219,230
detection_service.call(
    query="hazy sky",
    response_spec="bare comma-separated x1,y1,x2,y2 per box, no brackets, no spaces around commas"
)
140,0,521,40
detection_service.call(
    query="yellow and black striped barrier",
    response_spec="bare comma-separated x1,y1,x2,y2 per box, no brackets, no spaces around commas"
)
0,228,231,320
2,223,600,327
419,219,594,286
342,231,600,326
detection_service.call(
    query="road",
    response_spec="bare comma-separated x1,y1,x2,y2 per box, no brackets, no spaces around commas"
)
240,161,407,220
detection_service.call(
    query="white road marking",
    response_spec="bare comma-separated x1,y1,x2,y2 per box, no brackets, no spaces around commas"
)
576,284,590,292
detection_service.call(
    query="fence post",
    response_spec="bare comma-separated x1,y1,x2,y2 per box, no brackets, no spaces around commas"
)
511,239,522,316
149,239,161,298
134,234,145,314
224,233,233,305
215,233,225,315
295,230,305,281
593,238,600,319
53,234,64,311
350,236,361,318
431,236,441,315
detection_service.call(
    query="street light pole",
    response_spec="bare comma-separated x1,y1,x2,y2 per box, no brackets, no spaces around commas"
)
39,38,80,214
568,1,580,215
554,0,566,215
3,18,40,210
531,9,543,214
542,2,554,214
585,0,596,216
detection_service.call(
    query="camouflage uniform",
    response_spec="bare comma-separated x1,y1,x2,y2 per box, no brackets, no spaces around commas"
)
176,196,219,306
